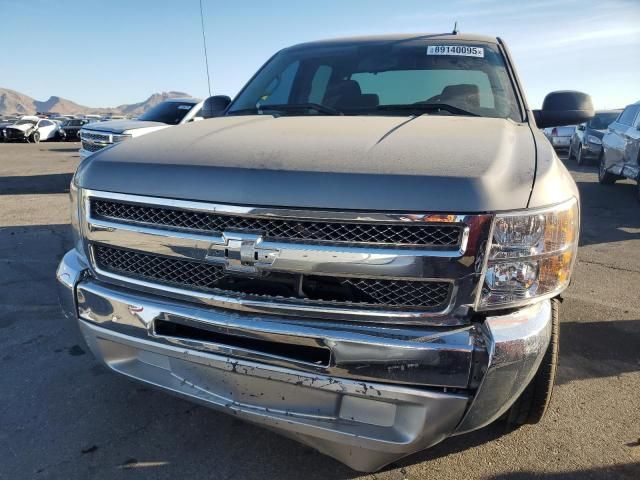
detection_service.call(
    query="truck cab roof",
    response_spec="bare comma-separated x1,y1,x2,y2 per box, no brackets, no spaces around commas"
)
288,32,499,50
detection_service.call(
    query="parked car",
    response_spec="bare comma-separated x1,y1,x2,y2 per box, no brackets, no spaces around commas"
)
543,125,575,151
3,116,60,142
568,110,621,165
78,98,204,158
59,118,93,141
57,33,593,472
599,101,640,199
0,117,20,142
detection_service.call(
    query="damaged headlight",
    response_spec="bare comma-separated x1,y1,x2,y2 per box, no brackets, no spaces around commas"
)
477,198,579,310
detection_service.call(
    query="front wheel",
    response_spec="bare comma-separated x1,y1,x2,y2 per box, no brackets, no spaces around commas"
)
29,131,40,143
598,152,616,185
506,298,559,427
567,143,574,160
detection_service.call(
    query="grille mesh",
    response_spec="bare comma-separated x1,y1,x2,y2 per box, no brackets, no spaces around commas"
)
94,245,451,309
91,199,462,247
81,131,110,142
81,140,107,153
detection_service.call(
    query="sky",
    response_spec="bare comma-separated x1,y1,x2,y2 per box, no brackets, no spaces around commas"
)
0,0,639,109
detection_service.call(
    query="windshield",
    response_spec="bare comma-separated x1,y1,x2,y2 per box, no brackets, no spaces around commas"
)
67,119,85,126
588,112,619,130
228,40,522,120
15,119,37,126
138,101,196,125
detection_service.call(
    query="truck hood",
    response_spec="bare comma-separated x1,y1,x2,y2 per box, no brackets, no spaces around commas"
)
76,115,536,212
82,119,167,134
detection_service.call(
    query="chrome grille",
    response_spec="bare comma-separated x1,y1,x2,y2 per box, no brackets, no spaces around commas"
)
81,140,107,153
94,245,452,309
91,199,463,247
81,131,110,142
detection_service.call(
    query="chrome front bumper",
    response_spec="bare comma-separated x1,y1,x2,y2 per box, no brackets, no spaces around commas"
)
57,249,552,472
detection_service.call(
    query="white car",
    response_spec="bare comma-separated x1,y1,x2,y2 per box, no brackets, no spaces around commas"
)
79,98,205,158
2,116,60,143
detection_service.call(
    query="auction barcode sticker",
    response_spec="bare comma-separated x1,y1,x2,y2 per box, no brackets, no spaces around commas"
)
427,45,484,57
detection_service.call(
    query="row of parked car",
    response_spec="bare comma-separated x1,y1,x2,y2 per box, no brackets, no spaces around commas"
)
544,102,640,199
0,115,102,143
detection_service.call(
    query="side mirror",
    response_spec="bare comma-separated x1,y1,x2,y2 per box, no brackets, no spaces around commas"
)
577,124,586,131
201,95,231,119
533,91,594,128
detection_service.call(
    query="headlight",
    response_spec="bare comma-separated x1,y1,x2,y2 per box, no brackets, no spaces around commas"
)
586,135,601,145
477,198,579,310
112,133,132,143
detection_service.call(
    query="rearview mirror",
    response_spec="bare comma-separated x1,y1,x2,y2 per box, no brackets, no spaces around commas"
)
201,95,231,119
533,91,594,128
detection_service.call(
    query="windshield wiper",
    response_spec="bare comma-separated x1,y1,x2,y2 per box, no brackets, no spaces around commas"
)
376,103,480,117
229,103,342,116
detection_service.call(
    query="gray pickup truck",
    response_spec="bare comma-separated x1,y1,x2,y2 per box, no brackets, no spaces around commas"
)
57,33,593,471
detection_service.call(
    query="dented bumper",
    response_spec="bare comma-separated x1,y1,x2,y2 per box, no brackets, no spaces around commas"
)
57,249,552,471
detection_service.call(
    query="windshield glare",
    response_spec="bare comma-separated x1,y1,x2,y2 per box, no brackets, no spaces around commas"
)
588,112,619,130
229,41,522,120
15,119,37,126
138,102,195,125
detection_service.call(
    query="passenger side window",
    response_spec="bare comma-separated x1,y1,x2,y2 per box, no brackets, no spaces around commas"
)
308,65,333,104
617,106,639,126
39,120,53,127
260,61,300,106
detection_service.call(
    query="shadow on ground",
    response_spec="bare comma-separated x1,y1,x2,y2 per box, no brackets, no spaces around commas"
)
0,173,73,195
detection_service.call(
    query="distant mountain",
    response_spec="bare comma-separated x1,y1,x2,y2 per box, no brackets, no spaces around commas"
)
0,88,193,116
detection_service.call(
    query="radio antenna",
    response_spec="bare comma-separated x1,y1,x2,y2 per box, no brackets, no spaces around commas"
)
199,0,212,96
452,21,459,35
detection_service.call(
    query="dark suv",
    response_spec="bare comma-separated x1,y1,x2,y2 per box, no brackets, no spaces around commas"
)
59,118,92,141
569,110,621,165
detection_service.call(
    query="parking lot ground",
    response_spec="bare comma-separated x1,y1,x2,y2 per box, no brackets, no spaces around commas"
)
0,142,639,480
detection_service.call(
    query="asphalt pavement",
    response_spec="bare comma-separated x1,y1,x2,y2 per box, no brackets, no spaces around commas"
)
0,142,638,479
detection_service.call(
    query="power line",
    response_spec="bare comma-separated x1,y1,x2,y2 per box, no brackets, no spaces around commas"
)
199,0,212,96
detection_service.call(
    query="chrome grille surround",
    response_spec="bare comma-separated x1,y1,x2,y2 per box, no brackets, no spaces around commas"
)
80,131,111,143
80,130,112,154
81,189,493,325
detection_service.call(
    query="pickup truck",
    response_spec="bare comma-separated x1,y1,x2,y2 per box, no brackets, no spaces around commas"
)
57,33,593,472
78,97,203,158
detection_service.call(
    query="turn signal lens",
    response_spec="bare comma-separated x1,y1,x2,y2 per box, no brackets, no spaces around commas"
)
478,198,579,310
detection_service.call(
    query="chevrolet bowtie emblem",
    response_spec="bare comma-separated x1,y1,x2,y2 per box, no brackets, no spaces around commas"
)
205,232,279,274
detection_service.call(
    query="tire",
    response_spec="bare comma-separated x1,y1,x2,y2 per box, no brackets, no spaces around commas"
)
576,144,585,165
598,152,616,185
506,298,560,427
567,143,574,160
29,131,40,143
